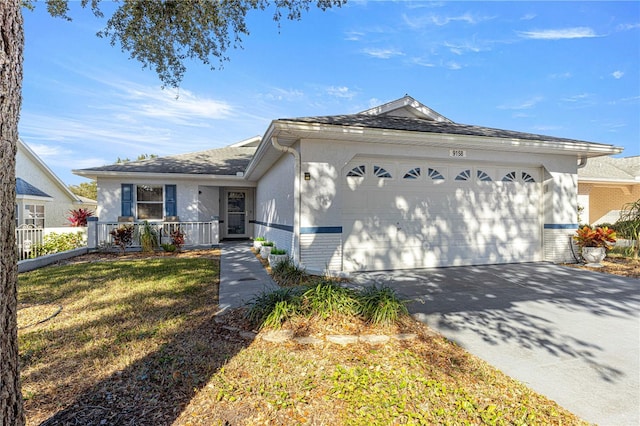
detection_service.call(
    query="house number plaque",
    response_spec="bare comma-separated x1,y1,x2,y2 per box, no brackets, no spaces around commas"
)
449,149,466,158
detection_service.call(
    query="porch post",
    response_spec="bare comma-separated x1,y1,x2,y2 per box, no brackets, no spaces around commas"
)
86,216,98,249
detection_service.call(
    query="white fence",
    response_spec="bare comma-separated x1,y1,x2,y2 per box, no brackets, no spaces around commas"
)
94,221,219,248
15,226,88,261
15,224,43,261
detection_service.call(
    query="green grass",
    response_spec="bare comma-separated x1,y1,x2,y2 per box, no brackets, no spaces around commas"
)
18,252,589,426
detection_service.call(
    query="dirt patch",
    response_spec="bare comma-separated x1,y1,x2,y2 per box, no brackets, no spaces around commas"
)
565,257,640,279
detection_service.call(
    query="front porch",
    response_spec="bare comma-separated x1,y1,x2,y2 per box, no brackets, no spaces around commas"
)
88,219,221,249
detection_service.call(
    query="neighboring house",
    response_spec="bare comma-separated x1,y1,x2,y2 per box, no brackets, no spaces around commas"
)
74,96,622,273
17,139,96,228
578,156,640,225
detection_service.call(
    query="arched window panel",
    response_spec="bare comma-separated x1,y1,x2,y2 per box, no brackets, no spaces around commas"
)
347,165,366,177
477,170,492,182
522,172,536,183
403,167,421,179
455,169,472,181
427,168,445,180
374,165,392,178
502,171,517,182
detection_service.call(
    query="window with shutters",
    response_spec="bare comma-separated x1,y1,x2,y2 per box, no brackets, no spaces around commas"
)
121,184,177,220
137,185,164,220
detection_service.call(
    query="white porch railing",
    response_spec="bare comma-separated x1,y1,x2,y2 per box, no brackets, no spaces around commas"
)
16,224,43,261
94,221,219,249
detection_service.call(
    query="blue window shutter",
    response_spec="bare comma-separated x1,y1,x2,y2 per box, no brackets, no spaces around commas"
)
165,185,177,217
121,184,133,217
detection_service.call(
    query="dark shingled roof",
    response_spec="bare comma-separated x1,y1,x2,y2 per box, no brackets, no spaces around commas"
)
16,178,52,198
81,147,256,175
283,114,598,145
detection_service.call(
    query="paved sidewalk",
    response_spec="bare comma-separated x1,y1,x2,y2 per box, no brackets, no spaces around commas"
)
218,240,278,313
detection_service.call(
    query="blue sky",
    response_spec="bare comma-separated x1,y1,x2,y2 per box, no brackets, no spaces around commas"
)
20,1,639,185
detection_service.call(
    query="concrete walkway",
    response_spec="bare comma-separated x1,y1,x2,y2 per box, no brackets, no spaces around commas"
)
218,240,278,313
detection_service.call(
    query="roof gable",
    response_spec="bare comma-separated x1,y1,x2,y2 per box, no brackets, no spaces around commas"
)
16,177,52,199
579,156,640,182
359,95,453,123
18,139,81,202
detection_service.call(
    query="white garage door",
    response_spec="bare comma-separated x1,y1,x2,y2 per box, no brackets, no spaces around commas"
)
342,159,543,271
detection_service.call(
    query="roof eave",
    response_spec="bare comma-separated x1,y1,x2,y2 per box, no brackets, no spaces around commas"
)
72,169,252,183
269,120,623,156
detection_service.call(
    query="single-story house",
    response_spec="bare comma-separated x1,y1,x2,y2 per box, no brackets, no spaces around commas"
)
74,96,622,273
17,139,96,228
577,156,639,225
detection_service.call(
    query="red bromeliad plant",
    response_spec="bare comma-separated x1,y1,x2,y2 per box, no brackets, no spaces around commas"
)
67,208,94,227
573,226,617,250
170,227,185,251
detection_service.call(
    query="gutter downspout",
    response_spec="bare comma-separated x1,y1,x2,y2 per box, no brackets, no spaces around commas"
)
271,136,301,265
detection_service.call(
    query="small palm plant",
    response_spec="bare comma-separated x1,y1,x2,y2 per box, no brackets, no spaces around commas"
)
136,220,159,253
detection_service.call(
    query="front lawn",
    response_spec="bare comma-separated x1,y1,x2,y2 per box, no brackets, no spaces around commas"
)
18,250,588,425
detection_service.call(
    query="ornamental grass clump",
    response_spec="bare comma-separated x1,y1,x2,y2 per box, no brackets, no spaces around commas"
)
245,287,303,329
301,280,358,319
270,257,308,287
357,284,409,325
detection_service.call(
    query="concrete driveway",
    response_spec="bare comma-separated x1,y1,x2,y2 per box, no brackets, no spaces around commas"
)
352,262,639,426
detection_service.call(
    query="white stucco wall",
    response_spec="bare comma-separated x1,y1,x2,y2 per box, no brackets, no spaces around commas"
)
97,177,238,223
255,152,295,254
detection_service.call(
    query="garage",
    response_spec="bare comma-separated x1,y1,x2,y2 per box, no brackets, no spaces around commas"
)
342,157,543,271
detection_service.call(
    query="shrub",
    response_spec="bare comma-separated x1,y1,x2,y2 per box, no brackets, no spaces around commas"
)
161,243,177,252
170,227,185,251
66,208,94,227
254,237,265,242
136,220,159,253
270,257,307,287
270,247,287,255
110,225,134,253
301,280,358,319
615,199,640,259
262,241,274,247
357,284,409,325
245,287,303,329
573,226,616,249
31,232,85,257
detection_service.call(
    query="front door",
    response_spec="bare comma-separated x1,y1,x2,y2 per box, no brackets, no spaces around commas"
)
226,190,248,238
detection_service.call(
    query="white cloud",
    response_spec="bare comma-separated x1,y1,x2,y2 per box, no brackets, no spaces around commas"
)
263,88,305,101
344,31,365,41
327,86,356,99
521,13,537,21
362,47,404,59
444,40,484,55
519,27,599,40
404,12,493,29
612,70,624,79
498,96,544,110
447,61,462,70
617,23,640,31
560,93,596,108
549,72,573,79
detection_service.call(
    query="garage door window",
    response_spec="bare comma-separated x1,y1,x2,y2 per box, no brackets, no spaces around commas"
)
455,169,472,181
347,165,366,177
403,167,421,179
427,168,445,180
477,170,492,182
501,171,537,183
373,165,392,178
